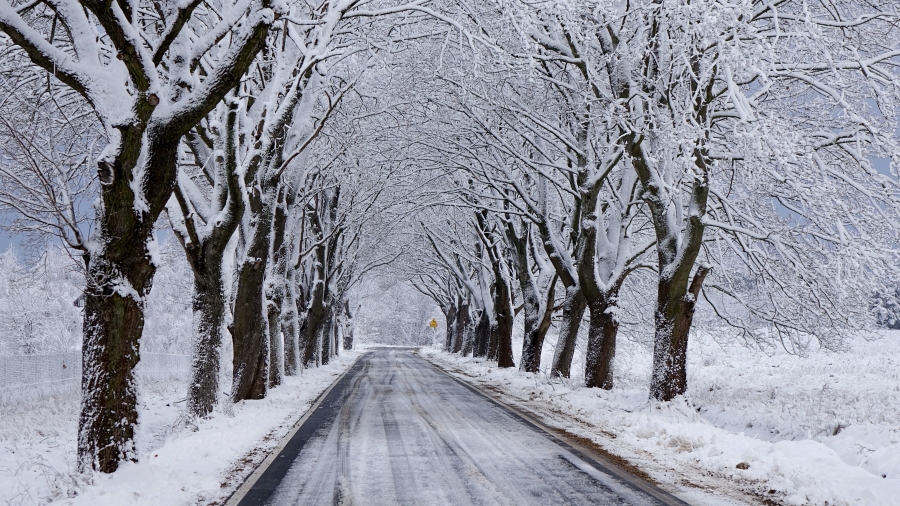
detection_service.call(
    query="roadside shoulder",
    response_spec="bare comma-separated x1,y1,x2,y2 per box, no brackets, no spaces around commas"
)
59,351,364,506
418,349,766,506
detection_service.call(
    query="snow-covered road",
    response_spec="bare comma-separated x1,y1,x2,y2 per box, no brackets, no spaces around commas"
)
232,348,684,505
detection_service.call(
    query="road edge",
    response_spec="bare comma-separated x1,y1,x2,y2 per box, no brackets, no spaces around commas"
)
416,350,693,506
222,353,364,506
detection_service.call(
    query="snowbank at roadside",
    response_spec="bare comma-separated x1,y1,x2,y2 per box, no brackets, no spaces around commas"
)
0,351,360,506
420,334,900,506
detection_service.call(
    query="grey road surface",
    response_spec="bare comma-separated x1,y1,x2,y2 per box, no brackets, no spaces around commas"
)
234,348,688,506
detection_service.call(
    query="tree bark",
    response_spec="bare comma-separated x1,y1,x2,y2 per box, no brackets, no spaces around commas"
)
80,255,149,474
266,300,283,387
472,311,490,358
584,299,619,389
282,299,299,375
302,250,326,367
320,303,333,365
487,322,499,361
521,279,556,373
186,259,227,415
452,299,468,354
493,272,515,368
176,109,246,416
649,266,709,400
444,303,457,351
282,257,303,375
230,181,278,401
266,189,289,388
342,301,354,350
508,225,556,374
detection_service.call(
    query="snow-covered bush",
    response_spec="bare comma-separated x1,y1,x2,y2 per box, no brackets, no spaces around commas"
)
0,236,193,356
0,249,82,354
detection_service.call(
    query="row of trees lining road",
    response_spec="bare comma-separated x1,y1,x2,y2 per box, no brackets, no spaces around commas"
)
0,0,442,473
1,0,900,479
401,0,900,399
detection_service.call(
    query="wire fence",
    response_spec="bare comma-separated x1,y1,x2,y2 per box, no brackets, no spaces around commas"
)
0,351,192,392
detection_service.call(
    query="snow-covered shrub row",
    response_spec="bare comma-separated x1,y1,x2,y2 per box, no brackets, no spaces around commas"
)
0,239,192,356
0,249,82,355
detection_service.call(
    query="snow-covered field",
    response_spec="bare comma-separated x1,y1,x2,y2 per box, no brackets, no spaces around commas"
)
421,332,900,506
0,351,360,505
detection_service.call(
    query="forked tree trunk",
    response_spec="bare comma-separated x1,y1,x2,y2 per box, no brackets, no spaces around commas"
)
176,107,246,417
8,7,273,472
550,286,586,378
78,125,178,474
509,226,557,374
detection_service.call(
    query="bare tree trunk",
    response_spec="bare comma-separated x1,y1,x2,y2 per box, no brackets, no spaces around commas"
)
444,303,457,351
461,322,475,356
508,225,557,374
452,299,468,353
487,322,499,361
320,304,333,365
186,260,227,415
281,271,300,374
649,267,709,400
342,301,354,350
521,280,556,373
266,300,283,387
80,254,151,473
266,189,289,388
631,135,711,400
473,311,490,358
550,286,586,378
303,253,326,367
584,299,619,389
333,314,341,356
230,180,278,401
493,272,515,368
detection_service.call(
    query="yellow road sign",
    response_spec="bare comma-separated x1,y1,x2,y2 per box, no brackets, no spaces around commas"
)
429,318,438,329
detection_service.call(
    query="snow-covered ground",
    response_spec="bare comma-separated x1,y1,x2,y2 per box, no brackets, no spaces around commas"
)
0,351,360,505
420,332,900,506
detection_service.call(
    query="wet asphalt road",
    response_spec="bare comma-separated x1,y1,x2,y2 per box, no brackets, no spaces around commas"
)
233,348,688,506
